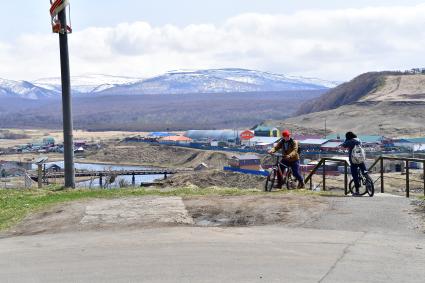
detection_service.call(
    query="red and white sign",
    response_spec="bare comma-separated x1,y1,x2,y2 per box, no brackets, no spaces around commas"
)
240,130,255,140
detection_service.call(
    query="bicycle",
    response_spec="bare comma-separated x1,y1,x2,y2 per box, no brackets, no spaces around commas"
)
349,166,374,197
265,154,297,192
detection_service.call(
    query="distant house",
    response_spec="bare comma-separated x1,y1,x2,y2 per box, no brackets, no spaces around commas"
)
148,132,173,139
159,135,193,145
194,163,208,171
299,139,328,151
393,137,425,151
184,130,241,142
241,136,280,149
228,154,261,170
46,164,62,172
42,137,55,146
326,134,383,146
74,147,85,153
74,140,87,147
253,126,280,138
321,141,343,152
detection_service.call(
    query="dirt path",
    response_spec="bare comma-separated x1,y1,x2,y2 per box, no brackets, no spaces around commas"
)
4,194,329,237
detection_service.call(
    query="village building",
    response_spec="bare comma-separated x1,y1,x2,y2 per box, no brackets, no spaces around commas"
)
228,154,261,170
299,139,328,151
184,130,241,143
253,126,280,137
159,135,193,145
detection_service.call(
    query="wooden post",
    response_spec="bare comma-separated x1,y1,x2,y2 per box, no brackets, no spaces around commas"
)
406,160,410,198
99,173,103,188
164,173,167,180
322,159,326,191
344,161,348,195
132,173,135,187
380,157,384,193
37,164,42,189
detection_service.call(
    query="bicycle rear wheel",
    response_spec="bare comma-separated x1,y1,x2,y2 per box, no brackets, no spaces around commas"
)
265,169,276,192
349,179,367,196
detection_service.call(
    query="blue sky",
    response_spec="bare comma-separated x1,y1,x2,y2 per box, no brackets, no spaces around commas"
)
1,1,425,80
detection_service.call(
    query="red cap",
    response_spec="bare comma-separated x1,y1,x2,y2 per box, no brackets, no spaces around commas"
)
282,130,291,137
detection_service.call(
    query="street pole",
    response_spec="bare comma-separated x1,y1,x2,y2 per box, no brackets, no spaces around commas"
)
324,119,327,139
58,8,75,188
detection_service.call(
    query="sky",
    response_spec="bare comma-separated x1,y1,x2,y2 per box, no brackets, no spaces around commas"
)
1,0,425,81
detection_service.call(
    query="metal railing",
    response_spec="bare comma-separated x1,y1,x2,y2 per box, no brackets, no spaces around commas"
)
304,157,349,194
374,156,425,198
304,156,425,198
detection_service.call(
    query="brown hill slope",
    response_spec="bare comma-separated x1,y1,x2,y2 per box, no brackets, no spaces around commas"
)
296,71,401,115
284,72,425,136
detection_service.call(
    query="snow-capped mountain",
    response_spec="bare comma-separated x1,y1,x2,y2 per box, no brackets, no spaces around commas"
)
33,74,143,94
0,69,339,100
0,78,57,100
99,68,339,95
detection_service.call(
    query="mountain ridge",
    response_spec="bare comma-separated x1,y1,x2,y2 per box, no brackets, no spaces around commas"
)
1,69,339,99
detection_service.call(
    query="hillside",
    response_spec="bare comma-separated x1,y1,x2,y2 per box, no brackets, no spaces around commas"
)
296,71,400,115
285,72,425,136
0,90,324,131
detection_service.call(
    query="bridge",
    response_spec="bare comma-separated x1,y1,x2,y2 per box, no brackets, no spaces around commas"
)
30,168,191,186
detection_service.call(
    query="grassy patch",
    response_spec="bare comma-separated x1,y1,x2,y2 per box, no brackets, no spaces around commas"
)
0,186,270,231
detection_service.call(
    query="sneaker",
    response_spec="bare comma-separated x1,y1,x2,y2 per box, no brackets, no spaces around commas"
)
352,192,361,197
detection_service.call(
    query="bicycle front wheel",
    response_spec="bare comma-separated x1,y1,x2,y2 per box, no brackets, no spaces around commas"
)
286,171,297,190
365,174,374,197
349,179,367,196
265,169,276,192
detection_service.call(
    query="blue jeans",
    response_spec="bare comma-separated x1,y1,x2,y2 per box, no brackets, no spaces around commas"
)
280,160,304,183
351,162,367,189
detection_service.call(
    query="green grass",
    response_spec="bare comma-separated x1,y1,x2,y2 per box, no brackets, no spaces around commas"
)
0,186,268,231
0,186,340,231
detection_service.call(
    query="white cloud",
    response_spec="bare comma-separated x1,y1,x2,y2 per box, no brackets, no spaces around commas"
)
1,4,425,81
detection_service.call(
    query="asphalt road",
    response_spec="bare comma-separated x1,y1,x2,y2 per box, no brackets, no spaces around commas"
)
0,193,424,283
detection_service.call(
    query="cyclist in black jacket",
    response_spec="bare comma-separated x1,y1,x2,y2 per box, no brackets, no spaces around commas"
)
341,131,367,195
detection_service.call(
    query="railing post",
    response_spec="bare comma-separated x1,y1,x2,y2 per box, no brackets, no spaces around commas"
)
322,159,326,191
406,160,410,198
310,177,312,190
99,173,103,188
37,164,43,189
344,161,348,195
132,172,135,187
380,157,384,193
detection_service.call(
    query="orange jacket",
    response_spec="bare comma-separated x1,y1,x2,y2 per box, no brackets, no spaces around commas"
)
270,138,300,162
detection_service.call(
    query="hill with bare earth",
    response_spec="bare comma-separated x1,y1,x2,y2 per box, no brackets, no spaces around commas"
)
283,72,425,136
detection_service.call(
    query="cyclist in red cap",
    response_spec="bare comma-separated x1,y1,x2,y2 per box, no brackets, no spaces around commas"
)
268,129,305,188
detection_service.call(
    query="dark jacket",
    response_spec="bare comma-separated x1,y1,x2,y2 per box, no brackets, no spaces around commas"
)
271,138,300,162
341,138,362,164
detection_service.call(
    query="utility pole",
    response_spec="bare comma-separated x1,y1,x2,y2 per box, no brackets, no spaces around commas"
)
52,1,75,188
324,119,327,139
